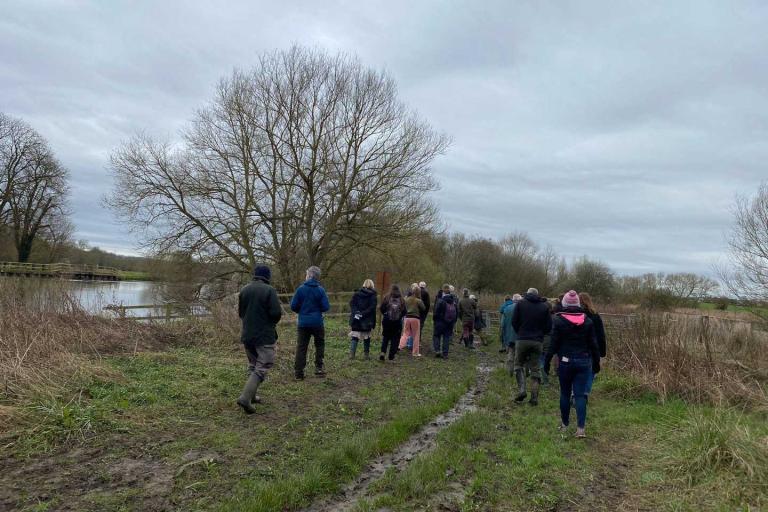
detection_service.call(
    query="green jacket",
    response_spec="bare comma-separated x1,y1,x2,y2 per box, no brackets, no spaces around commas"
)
238,277,282,345
458,296,475,323
404,295,426,318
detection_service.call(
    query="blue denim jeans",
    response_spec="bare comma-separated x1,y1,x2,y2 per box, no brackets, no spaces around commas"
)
433,333,452,356
558,356,592,428
585,369,595,395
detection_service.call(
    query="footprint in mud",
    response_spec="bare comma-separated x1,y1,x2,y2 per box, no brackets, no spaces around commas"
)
302,358,495,512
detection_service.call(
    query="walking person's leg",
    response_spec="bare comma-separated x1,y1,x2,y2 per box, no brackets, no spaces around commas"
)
442,333,451,358
349,336,359,360
513,341,530,402
314,326,326,376
398,322,410,350
388,330,401,360
363,336,371,360
412,319,421,356
432,332,441,355
294,327,311,379
558,361,575,429
527,342,543,406
237,341,261,414
572,360,591,436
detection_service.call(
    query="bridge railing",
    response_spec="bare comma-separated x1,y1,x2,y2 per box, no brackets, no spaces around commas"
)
0,261,121,278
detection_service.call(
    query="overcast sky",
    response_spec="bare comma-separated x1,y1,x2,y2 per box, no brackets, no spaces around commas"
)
2,0,767,275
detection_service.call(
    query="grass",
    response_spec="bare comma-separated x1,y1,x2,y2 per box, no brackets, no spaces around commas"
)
1,317,479,511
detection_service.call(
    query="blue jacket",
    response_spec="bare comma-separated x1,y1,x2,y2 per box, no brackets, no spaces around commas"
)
498,299,514,314
501,302,518,347
290,279,330,328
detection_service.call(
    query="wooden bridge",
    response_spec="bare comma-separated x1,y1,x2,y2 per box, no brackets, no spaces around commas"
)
0,261,122,281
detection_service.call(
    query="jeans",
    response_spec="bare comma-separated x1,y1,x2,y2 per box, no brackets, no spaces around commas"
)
295,326,325,376
585,369,595,395
558,356,592,428
433,333,452,356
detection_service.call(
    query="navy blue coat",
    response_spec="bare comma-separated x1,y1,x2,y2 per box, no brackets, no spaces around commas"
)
349,287,377,331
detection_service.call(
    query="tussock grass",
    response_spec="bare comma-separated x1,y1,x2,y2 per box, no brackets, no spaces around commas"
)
664,407,768,509
607,313,768,409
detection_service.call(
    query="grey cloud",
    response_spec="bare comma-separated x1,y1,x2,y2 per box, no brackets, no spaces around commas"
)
1,0,766,274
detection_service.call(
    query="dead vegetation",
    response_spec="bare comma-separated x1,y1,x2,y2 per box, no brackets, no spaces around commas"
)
607,313,768,409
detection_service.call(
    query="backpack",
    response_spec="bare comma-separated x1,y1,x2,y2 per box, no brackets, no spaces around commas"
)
443,301,457,323
387,297,403,322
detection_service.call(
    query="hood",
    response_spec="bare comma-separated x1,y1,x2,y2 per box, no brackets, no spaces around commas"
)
559,312,586,326
358,287,376,296
303,279,320,287
443,294,455,304
253,276,270,284
524,293,546,303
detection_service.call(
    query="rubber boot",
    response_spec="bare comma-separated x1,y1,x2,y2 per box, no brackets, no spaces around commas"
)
514,369,527,402
363,339,371,360
349,337,359,360
237,373,261,414
529,378,540,406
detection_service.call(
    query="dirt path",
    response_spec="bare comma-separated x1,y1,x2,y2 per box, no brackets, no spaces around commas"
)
302,355,494,512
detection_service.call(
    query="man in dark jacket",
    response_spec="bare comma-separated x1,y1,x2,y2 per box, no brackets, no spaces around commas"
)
511,287,552,405
432,284,458,358
237,264,282,415
291,266,331,380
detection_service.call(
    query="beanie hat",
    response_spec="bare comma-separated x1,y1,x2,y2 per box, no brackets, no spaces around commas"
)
562,290,580,308
253,265,272,282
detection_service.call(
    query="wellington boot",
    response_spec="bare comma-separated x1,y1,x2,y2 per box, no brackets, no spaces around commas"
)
363,339,371,360
529,378,540,406
237,373,261,415
349,338,359,360
514,369,527,402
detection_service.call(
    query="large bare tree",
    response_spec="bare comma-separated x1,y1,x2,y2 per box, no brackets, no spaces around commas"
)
0,113,70,262
719,182,768,300
108,47,449,289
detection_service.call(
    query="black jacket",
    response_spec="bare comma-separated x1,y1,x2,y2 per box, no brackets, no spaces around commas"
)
349,287,377,332
511,293,552,341
546,307,600,372
432,294,458,336
238,276,282,346
419,287,431,321
586,311,607,357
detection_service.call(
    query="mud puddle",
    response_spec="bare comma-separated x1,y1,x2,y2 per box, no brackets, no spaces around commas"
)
302,357,494,512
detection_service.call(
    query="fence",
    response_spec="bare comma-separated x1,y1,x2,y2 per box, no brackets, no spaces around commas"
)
0,261,122,281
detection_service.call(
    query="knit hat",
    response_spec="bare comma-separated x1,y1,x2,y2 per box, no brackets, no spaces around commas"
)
562,290,580,308
253,265,272,282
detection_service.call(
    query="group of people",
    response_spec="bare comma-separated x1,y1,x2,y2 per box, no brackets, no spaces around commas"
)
235,263,606,438
499,288,607,437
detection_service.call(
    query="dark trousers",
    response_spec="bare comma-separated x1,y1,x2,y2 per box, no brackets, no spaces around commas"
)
432,333,452,356
295,326,325,376
380,320,401,360
558,356,592,428
461,320,474,346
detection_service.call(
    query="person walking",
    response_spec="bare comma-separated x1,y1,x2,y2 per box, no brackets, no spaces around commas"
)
458,289,476,349
291,266,331,380
579,292,606,398
498,295,515,353
546,290,600,438
502,293,522,374
419,281,431,338
399,284,426,356
511,287,552,405
471,295,487,346
236,265,282,415
349,279,378,360
380,284,407,361
432,284,458,358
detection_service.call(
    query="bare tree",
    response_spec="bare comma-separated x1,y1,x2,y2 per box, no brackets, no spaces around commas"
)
0,114,70,262
719,182,768,300
9,149,69,262
108,47,449,289
662,272,718,300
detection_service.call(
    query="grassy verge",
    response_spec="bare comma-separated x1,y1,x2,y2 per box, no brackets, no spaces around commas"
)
1,318,479,511
351,362,767,511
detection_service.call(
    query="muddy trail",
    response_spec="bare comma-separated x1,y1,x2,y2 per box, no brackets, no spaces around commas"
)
302,354,494,512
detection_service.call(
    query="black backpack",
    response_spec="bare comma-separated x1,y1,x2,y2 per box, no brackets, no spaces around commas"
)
387,297,403,322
